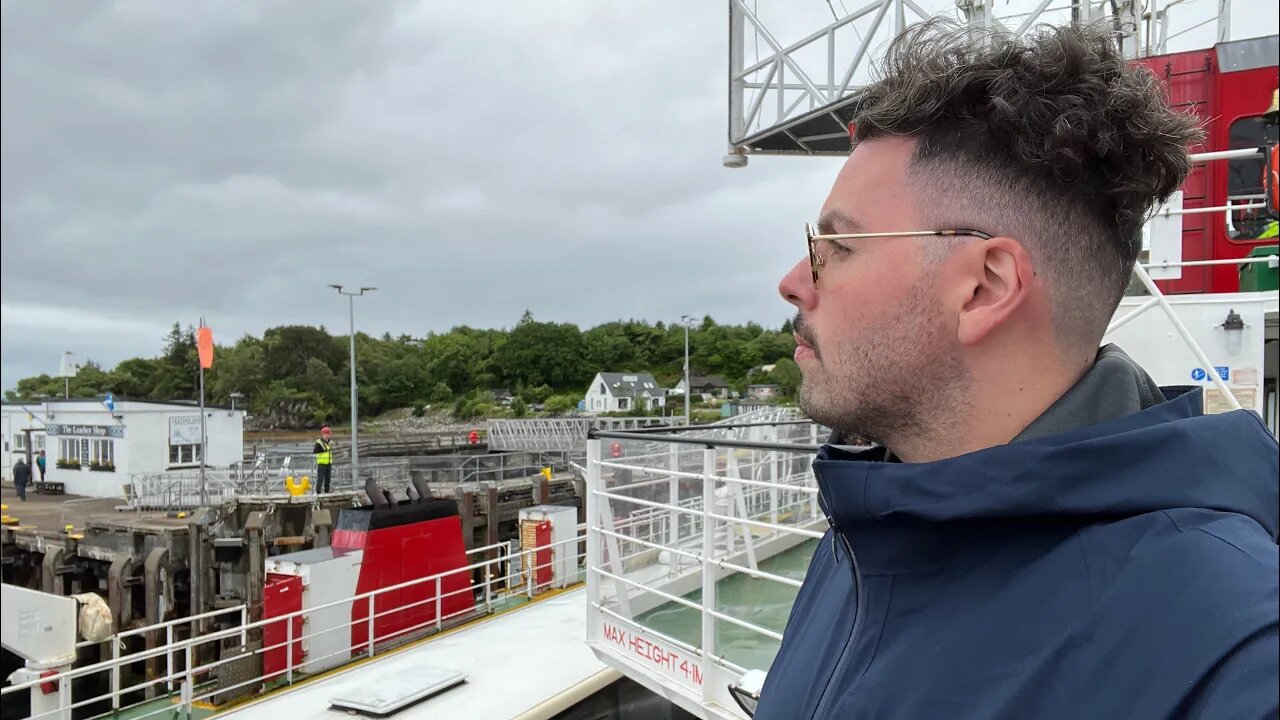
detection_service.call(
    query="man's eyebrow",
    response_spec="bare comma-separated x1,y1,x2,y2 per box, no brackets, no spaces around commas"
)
816,210,864,236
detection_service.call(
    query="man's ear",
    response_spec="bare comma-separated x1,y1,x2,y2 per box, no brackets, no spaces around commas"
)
956,237,1035,347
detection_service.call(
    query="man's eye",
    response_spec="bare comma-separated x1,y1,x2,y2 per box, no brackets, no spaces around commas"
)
825,240,851,256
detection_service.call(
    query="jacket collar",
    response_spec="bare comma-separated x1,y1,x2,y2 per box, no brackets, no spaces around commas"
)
812,345,1193,575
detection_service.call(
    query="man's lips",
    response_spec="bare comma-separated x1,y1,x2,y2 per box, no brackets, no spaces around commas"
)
794,332,817,361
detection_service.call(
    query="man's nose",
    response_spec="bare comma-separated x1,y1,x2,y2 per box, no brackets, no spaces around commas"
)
779,257,816,311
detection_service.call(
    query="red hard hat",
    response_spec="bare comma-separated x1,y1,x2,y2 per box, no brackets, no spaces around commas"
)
321,426,332,434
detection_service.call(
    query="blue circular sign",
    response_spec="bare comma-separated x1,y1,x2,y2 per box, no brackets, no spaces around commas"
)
1190,368,1207,381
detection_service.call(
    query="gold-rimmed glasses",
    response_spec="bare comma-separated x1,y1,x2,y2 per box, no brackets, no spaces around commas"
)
804,223,994,286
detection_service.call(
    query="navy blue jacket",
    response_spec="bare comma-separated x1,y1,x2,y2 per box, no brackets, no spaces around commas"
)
753,387,1279,719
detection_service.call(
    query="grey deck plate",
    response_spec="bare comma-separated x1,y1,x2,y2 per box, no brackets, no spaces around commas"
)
329,667,467,717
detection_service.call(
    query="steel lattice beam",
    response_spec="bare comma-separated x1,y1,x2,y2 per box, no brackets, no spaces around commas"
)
725,0,1236,164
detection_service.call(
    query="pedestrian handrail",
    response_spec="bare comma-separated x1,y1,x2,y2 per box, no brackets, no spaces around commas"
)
583,416,829,719
2,525,589,720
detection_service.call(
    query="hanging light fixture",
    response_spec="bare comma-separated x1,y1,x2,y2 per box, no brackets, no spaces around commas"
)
1220,309,1245,356
728,669,767,717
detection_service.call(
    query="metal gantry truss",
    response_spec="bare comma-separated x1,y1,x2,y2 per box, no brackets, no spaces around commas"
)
726,0,1238,162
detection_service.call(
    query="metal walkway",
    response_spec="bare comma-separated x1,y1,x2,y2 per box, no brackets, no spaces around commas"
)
216,588,603,720
486,416,680,452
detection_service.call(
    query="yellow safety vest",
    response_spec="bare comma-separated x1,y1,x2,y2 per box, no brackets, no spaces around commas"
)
315,438,333,465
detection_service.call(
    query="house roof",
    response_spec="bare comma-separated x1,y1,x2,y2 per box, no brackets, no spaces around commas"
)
689,375,729,388
595,372,665,398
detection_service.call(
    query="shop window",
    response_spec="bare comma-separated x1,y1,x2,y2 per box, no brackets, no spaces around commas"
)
1227,115,1279,241
90,440,116,472
169,443,202,466
58,438,85,469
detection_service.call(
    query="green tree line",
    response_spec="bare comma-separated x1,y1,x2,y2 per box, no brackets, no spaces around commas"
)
5,312,801,428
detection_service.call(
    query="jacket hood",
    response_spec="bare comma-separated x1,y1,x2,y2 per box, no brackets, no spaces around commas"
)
815,387,1280,541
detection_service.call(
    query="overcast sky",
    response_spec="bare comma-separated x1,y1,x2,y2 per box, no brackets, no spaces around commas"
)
2,1,1275,390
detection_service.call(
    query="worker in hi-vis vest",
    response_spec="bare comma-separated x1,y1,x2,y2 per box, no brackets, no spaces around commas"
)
314,426,334,493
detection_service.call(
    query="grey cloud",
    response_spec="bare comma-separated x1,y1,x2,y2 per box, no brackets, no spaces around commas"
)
2,0,843,390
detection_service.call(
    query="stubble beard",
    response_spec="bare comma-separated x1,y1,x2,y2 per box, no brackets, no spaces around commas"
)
797,283,969,449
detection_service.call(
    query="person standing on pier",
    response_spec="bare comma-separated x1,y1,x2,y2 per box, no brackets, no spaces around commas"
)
314,426,334,493
12,457,30,501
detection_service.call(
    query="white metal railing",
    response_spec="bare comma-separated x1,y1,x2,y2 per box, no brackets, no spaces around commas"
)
487,416,682,452
1,525,589,720
69,605,249,710
448,451,579,485
584,417,829,720
125,459,411,508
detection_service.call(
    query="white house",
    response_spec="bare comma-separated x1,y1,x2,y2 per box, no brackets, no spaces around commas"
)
746,384,782,400
583,372,667,413
1,397,245,498
671,374,732,401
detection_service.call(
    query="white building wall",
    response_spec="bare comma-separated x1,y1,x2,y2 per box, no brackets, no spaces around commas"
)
44,402,128,498
1,405,49,482
583,374,618,413
3,400,245,498
2,410,13,482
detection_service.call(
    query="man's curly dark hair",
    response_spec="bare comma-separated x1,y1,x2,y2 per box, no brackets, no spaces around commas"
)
846,18,1204,348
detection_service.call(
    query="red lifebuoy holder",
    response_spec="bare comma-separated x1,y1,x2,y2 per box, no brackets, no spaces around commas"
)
609,442,623,458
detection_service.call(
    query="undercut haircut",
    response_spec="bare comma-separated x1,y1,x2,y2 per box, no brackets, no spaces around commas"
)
847,18,1204,349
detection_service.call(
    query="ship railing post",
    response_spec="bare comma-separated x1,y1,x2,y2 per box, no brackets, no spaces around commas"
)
166,624,174,693
286,616,294,685
525,549,534,598
586,438,602,614
668,443,680,577
57,666,71,720
436,577,443,632
367,595,376,658
700,444,718,707
484,566,493,613
183,643,193,718
809,423,820,518
240,606,248,648
110,639,120,712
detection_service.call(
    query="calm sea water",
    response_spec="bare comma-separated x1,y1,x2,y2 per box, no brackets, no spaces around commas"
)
636,539,818,672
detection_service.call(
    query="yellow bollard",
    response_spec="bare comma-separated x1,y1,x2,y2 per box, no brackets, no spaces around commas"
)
284,475,311,497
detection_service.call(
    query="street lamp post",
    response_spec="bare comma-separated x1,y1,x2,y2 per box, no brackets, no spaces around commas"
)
680,315,692,426
329,284,377,488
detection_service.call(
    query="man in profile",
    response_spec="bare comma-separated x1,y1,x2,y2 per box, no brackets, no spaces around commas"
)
754,17,1279,719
